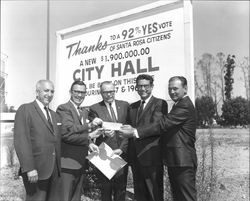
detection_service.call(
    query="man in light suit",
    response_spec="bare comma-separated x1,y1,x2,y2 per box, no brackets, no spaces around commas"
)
120,76,197,201
14,80,61,201
54,80,103,201
119,74,168,201
89,81,129,201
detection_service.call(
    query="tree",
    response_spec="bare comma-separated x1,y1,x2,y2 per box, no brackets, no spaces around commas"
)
239,57,250,100
195,53,227,116
221,96,249,127
216,52,226,102
197,53,214,97
194,58,205,97
224,55,235,100
195,96,216,127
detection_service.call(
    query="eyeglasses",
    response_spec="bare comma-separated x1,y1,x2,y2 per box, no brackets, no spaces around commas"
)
136,84,151,90
102,91,115,95
72,90,86,95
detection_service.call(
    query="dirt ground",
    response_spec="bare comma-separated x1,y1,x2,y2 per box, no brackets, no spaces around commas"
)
0,128,249,201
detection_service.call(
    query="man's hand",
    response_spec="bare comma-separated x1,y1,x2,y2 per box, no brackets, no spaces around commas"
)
88,128,104,139
110,149,123,157
104,129,115,138
119,125,136,138
27,169,38,183
89,117,103,129
89,143,99,154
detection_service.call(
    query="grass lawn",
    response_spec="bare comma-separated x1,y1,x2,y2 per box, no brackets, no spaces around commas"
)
0,128,249,201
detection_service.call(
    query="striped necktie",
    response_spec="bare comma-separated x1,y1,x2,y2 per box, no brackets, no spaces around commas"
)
109,103,117,122
44,106,53,131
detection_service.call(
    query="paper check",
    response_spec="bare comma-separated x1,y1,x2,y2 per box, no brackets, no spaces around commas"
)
102,121,122,131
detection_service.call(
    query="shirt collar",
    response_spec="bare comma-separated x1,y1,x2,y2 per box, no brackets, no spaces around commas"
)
104,101,115,108
70,100,80,110
175,95,188,105
36,99,47,110
141,95,152,105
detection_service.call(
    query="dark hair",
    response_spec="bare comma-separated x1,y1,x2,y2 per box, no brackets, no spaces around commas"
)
70,80,86,91
136,74,154,85
169,76,187,87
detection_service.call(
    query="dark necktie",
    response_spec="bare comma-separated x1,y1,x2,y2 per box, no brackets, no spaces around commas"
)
77,106,82,116
44,106,53,131
77,106,83,124
109,103,117,122
137,100,145,119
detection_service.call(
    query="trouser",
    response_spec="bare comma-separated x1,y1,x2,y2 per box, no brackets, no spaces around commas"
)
168,166,197,201
22,164,59,201
97,165,128,201
50,168,85,201
130,160,164,201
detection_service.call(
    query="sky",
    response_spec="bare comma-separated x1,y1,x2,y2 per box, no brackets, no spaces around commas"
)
1,0,249,109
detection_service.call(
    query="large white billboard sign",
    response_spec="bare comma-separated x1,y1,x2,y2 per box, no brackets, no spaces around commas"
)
55,0,194,107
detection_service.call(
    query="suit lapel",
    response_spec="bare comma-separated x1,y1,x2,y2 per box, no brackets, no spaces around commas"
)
68,101,82,125
50,111,57,135
115,100,121,122
137,96,155,123
134,100,141,125
33,101,54,134
80,107,88,124
100,101,113,122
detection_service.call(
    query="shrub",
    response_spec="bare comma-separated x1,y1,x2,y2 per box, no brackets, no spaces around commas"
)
220,96,250,127
195,96,216,127
82,163,101,200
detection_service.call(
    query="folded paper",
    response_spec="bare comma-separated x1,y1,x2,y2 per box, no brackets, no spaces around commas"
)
86,142,127,180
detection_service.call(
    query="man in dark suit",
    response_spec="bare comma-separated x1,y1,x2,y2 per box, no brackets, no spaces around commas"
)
54,80,103,201
89,81,129,201
14,80,61,201
121,76,197,201
119,74,168,201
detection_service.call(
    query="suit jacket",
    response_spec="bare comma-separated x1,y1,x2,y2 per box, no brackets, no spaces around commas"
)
56,101,90,170
138,96,197,167
90,100,129,155
14,101,61,180
128,96,168,167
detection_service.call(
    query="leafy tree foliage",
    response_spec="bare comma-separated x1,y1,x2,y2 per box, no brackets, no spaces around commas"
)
224,55,235,100
216,52,226,102
195,96,216,127
220,96,250,127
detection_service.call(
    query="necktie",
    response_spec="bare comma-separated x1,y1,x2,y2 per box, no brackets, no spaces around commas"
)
137,100,145,119
77,106,82,116
77,106,83,124
109,103,117,122
44,106,54,131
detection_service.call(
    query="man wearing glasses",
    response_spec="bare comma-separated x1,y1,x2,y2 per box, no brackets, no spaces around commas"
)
53,80,103,201
120,76,197,201
89,81,129,201
120,74,168,201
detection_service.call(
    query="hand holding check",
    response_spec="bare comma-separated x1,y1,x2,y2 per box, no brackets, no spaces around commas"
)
89,117,103,129
118,125,136,138
88,127,104,139
103,129,116,137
